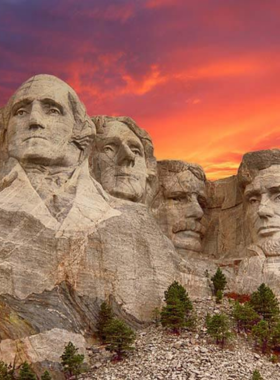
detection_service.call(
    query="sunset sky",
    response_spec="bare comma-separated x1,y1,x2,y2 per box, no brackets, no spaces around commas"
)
1,0,280,180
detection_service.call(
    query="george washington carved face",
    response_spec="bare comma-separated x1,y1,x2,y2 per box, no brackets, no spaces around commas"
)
6,75,93,168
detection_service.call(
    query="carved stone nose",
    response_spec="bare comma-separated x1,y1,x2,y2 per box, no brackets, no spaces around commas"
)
117,144,135,166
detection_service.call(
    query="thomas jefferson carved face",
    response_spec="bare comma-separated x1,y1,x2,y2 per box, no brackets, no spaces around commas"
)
244,165,280,246
95,120,148,202
154,165,207,253
7,77,80,167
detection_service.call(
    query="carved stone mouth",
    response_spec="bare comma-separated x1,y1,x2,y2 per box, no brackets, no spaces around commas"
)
24,136,48,142
115,173,139,180
258,226,280,236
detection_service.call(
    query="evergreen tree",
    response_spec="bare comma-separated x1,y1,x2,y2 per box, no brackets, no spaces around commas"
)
271,320,280,349
0,361,13,380
60,342,85,379
96,301,114,343
104,318,136,360
164,281,193,313
161,281,194,333
252,320,272,353
206,313,232,348
41,371,51,380
19,362,36,380
252,369,263,380
232,301,260,332
211,268,227,296
250,283,280,324
216,290,223,304
161,299,186,333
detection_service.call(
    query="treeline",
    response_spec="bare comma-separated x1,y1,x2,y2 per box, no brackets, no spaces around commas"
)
0,268,279,380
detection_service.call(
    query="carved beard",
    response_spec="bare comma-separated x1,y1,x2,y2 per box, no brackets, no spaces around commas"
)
258,239,280,257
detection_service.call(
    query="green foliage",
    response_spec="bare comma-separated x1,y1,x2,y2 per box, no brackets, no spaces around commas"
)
252,320,272,353
232,301,260,332
252,369,263,380
104,318,136,360
41,371,52,380
0,361,14,380
164,281,193,313
211,268,227,295
206,313,232,348
161,300,186,332
271,320,280,348
270,354,278,363
161,281,194,333
60,342,85,379
250,283,280,324
216,290,223,304
96,301,114,343
19,362,36,380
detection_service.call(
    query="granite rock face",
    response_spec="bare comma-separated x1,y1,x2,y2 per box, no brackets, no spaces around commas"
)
1,74,280,371
0,75,179,369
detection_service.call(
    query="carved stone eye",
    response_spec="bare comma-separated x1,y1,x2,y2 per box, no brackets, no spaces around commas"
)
103,146,114,153
49,108,60,115
16,109,27,116
249,197,258,205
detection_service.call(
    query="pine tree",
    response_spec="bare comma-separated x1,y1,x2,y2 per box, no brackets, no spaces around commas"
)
96,301,114,343
164,281,193,314
216,290,223,304
161,299,186,333
232,301,260,332
206,313,232,348
252,320,272,353
60,342,85,379
252,369,263,380
250,283,280,324
41,371,52,380
161,281,194,333
19,362,36,380
271,320,280,348
0,361,13,380
211,268,227,296
104,318,136,360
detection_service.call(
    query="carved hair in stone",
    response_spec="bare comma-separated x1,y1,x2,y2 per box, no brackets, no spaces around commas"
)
151,160,207,255
238,149,280,256
91,115,157,203
3,74,95,167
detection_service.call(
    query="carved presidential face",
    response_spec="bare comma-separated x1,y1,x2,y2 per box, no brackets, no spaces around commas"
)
95,120,148,202
7,78,80,167
156,169,207,253
244,165,280,246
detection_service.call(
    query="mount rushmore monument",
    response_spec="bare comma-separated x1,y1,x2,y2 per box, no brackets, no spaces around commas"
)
0,74,279,367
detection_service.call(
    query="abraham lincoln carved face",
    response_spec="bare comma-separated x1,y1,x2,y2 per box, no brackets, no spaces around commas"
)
238,151,280,256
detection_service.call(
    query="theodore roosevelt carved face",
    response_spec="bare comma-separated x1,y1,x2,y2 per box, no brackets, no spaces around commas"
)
152,160,207,254
92,116,157,203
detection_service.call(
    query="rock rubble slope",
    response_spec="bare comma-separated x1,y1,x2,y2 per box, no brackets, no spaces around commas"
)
86,298,280,380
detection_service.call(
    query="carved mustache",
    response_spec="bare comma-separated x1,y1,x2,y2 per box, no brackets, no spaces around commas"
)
172,219,206,237
114,168,141,180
